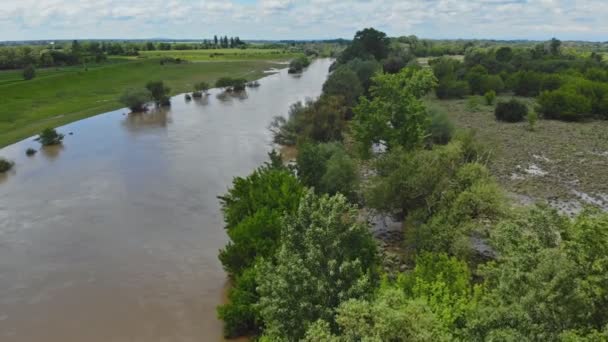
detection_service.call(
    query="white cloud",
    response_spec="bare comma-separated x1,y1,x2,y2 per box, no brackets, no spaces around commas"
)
0,0,607,41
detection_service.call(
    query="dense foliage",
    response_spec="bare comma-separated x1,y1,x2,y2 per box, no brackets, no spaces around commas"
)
119,88,152,112
288,56,311,74
37,128,64,146
0,157,14,172
495,99,529,122
219,27,608,341
256,190,378,341
296,142,359,201
145,81,171,106
217,153,304,337
352,67,437,155
429,40,608,122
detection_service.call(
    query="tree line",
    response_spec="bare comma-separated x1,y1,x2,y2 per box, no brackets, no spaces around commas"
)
430,38,608,121
217,27,608,341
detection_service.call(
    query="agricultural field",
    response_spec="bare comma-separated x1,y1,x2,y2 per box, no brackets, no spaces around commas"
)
428,96,608,214
138,48,299,61
0,50,297,147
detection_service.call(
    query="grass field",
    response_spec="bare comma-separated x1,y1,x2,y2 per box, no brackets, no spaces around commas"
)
428,96,608,213
0,49,298,147
139,48,298,61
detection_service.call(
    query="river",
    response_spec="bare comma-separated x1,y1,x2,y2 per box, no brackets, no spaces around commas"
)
0,58,332,341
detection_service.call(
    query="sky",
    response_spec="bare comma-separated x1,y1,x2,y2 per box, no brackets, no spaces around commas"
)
0,0,607,42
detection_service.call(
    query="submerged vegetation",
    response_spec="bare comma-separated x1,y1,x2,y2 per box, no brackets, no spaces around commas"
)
37,128,64,146
218,27,608,341
0,157,14,172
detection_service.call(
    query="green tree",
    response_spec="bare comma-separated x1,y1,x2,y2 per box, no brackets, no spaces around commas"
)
550,37,562,56
304,288,452,342
37,128,64,146
257,190,379,341
352,67,437,155
119,88,152,112
322,67,364,109
296,142,358,200
146,81,171,106
467,207,608,340
338,27,390,63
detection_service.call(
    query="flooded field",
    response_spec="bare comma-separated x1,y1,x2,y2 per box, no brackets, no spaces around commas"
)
0,59,333,341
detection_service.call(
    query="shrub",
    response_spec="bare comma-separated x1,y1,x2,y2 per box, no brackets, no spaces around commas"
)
0,158,14,173
495,99,528,122
527,110,538,131
466,65,488,94
427,106,454,145
484,90,496,105
480,75,504,94
322,67,364,108
194,81,210,93
296,142,358,201
217,268,261,338
37,128,64,146
215,77,247,91
466,96,481,112
23,64,36,80
537,89,593,121
146,81,171,106
288,56,310,74
510,71,542,97
436,79,470,99
119,88,152,112
184,93,192,101
25,148,37,156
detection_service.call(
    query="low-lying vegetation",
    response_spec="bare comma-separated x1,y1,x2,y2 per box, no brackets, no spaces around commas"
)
37,128,64,146
429,39,608,122
288,56,311,73
0,157,14,172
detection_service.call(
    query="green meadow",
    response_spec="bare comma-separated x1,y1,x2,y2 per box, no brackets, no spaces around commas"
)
0,49,297,147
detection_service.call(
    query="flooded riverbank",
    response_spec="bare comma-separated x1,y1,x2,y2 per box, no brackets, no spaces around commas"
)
0,58,333,341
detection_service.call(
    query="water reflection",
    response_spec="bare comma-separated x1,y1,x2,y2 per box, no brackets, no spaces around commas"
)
0,58,333,342
215,90,249,103
40,144,65,161
122,109,171,132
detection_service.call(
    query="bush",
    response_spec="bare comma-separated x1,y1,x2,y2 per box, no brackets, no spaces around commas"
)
495,99,528,122
296,142,358,201
0,158,14,173
288,56,310,74
466,65,488,94
484,90,496,105
194,81,210,93
146,81,171,106
466,96,481,112
322,67,364,109
119,88,152,112
427,106,454,145
527,110,538,131
537,89,593,121
215,77,247,91
480,75,504,94
23,65,36,80
184,93,192,101
217,268,261,338
37,128,64,146
510,71,542,97
25,148,37,156
436,79,470,99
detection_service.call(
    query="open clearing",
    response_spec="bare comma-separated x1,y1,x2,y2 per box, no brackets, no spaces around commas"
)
0,49,297,147
429,96,608,214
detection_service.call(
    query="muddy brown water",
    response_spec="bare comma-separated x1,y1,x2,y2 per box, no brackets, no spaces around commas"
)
0,58,332,341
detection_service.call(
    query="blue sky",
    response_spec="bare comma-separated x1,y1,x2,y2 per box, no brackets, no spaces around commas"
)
0,0,606,41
